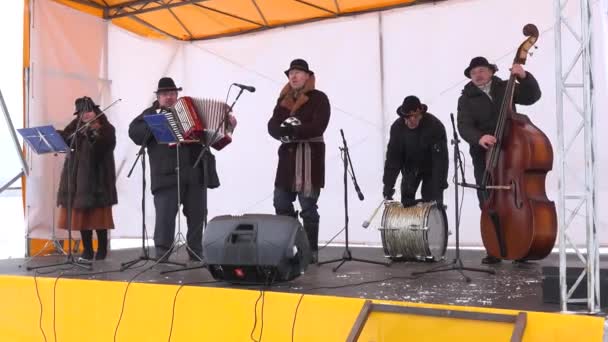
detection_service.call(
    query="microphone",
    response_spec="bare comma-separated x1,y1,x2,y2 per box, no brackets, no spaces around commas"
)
233,83,256,92
355,184,364,201
362,199,385,229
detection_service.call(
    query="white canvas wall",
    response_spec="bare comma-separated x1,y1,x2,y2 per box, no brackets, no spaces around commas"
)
25,0,109,239
25,0,608,248
107,28,185,242
0,0,27,259
0,2,24,186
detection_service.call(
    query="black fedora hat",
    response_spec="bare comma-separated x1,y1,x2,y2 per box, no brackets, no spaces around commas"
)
396,95,427,117
284,58,314,77
73,96,100,115
464,56,498,78
155,77,183,93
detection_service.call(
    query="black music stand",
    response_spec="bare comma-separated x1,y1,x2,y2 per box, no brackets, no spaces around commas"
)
412,114,494,282
19,124,92,271
136,113,198,266
120,125,183,270
161,87,246,275
17,126,69,258
318,129,391,272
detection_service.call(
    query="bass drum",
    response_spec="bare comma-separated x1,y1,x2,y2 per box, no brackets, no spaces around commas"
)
380,201,448,261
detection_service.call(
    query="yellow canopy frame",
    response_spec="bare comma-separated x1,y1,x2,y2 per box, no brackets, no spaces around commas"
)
53,0,427,40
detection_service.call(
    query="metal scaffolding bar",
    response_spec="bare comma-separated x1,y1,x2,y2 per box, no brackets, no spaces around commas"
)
295,0,337,15
0,89,28,176
554,0,600,313
130,15,181,40
0,172,24,195
191,3,264,27
106,0,209,19
67,0,104,10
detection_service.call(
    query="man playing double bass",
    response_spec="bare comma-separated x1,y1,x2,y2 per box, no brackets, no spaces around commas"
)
457,56,542,264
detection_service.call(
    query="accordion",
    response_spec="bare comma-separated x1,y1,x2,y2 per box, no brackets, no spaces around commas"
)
164,96,236,150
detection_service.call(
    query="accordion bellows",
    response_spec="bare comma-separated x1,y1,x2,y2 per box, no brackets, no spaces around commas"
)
167,96,236,150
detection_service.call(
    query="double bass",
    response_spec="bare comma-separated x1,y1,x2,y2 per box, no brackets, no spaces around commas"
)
480,24,557,261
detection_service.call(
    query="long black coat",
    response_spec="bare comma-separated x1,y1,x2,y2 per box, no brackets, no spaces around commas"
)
457,73,542,157
57,116,118,209
128,103,219,194
382,113,449,200
457,73,542,205
268,89,330,190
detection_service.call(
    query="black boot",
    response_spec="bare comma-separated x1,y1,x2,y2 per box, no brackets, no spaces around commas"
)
481,254,502,264
304,222,319,264
95,229,108,260
79,230,94,261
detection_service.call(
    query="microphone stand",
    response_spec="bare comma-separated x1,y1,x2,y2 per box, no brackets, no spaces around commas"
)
120,127,183,270
412,113,494,282
161,86,246,275
318,129,391,272
28,110,92,271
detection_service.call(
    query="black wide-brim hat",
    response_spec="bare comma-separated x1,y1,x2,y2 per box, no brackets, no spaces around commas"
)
396,95,427,117
155,77,183,93
73,96,100,115
464,56,498,78
284,58,314,77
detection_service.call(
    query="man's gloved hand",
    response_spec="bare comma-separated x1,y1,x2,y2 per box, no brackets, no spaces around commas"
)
382,187,395,200
279,124,294,137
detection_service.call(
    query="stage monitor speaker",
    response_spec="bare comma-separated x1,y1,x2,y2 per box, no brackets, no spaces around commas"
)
203,214,311,284
542,266,608,308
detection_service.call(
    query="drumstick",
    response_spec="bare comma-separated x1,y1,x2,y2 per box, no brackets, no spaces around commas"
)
362,199,386,228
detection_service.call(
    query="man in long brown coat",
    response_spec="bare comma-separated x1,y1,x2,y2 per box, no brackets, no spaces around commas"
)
268,59,331,263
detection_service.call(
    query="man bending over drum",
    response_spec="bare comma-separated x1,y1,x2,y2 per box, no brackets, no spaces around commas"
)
382,96,449,207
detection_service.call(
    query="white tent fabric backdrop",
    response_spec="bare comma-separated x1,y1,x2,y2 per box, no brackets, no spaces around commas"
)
25,0,110,239
26,0,608,247
0,2,25,188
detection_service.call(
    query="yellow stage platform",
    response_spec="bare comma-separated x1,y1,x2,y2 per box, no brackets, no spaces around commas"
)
0,274,603,341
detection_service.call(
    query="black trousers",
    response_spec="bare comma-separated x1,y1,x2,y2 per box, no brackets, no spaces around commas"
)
470,149,487,208
400,170,444,207
153,183,206,258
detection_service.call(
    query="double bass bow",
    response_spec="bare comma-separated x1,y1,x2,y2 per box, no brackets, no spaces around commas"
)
480,24,557,261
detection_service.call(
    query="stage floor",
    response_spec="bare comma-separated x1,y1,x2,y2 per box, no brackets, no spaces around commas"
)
4,246,602,314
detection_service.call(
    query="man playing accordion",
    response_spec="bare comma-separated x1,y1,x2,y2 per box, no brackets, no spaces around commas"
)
268,59,331,263
128,77,222,262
